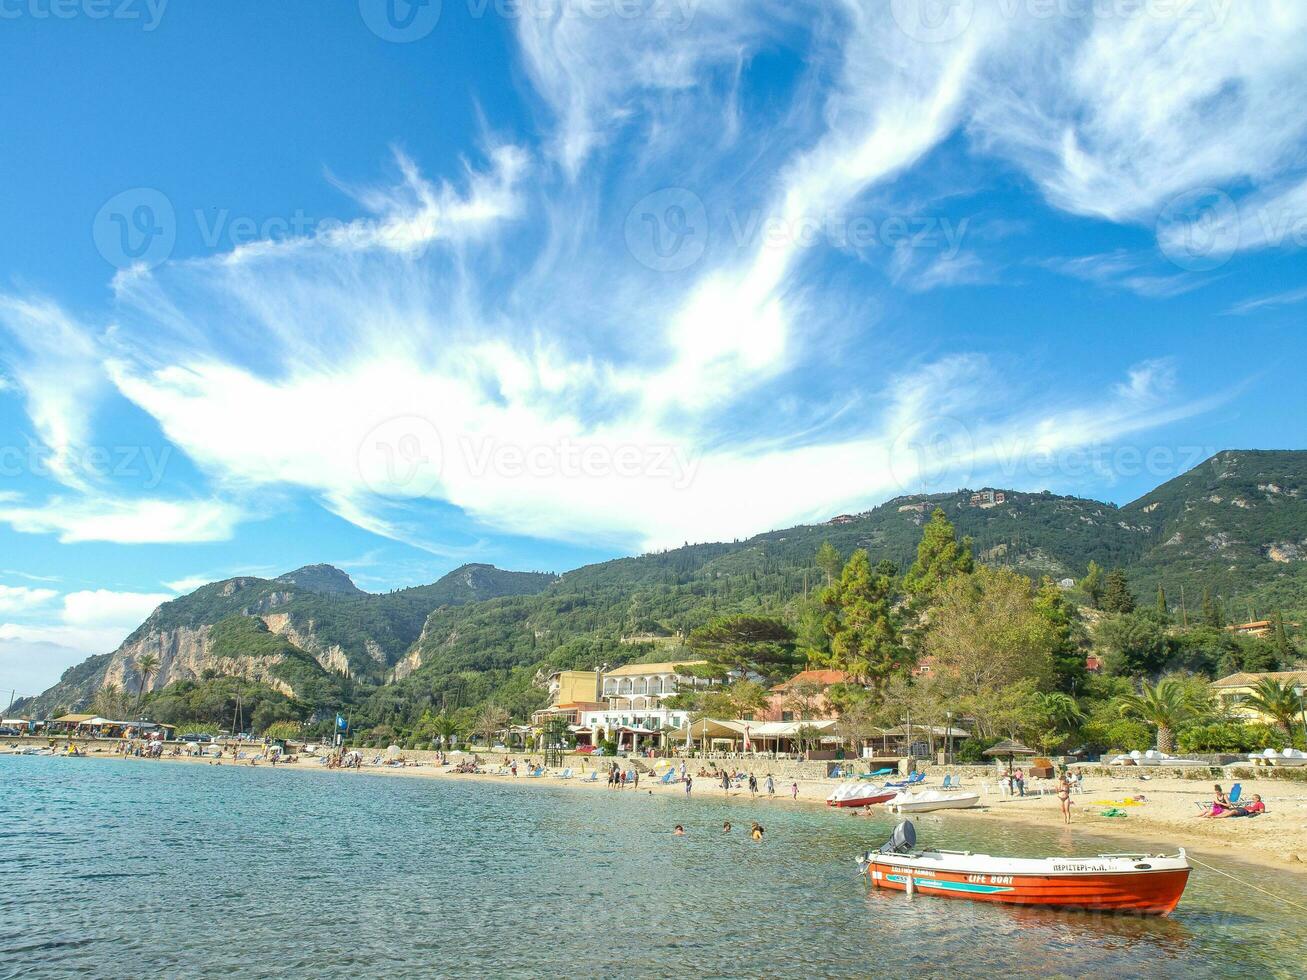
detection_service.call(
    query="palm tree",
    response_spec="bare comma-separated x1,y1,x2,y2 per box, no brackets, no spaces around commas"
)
134,653,160,708
1117,677,1204,753
1038,691,1085,734
1238,677,1303,741
432,714,459,750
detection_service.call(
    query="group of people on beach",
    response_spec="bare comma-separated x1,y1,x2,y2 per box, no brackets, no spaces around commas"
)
1199,784,1267,819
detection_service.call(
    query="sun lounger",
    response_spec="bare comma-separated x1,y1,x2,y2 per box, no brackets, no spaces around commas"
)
584,770,598,782
556,768,574,779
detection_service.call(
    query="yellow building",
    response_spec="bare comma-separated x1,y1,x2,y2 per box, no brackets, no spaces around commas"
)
1211,670,1307,723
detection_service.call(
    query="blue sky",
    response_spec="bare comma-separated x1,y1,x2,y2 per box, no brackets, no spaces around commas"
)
2,0,1306,698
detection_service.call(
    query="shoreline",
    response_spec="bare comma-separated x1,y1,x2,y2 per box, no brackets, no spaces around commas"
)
52,749,1307,877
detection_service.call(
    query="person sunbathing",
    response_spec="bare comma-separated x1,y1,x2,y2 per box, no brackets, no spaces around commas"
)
1212,795,1265,819
1198,785,1230,818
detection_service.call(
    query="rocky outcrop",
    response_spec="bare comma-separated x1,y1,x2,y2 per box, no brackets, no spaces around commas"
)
261,612,352,677
103,625,214,695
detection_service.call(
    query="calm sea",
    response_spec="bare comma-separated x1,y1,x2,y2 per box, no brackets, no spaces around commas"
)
2,756,1303,978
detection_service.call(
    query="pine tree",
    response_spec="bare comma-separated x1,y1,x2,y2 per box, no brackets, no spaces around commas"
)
903,508,973,602
1080,561,1104,609
1101,569,1135,614
815,541,842,587
1201,588,1225,628
1270,610,1293,663
820,550,905,690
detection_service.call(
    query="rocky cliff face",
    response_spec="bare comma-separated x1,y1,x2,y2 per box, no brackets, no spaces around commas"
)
262,612,353,677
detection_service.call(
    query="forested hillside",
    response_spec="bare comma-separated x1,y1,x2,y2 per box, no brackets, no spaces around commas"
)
22,451,1307,745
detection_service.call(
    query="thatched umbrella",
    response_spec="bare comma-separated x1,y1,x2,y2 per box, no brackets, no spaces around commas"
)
983,738,1036,772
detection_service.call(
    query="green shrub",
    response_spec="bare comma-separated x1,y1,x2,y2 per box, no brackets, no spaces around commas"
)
1178,721,1288,753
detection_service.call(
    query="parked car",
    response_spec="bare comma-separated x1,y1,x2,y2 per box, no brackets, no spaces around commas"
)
179,733,213,743
0,726,21,736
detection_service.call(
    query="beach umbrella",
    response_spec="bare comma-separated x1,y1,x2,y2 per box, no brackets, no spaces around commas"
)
983,738,1036,771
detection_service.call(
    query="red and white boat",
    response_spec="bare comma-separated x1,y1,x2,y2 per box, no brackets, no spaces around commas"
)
859,822,1190,915
826,782,896,808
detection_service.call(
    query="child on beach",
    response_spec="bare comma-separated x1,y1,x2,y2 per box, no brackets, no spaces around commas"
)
685,775,693,796
765,774,775,797
791,781,799,800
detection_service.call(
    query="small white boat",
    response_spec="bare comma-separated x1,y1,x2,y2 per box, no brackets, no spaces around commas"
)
887,790,980,813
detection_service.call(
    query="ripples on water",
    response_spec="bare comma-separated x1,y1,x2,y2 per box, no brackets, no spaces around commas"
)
2,756,1303,978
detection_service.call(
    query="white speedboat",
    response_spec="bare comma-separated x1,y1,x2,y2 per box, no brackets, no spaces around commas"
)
887,790,980,813
826,782,896,808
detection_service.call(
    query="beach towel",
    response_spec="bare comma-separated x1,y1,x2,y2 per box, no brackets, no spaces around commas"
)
1099,807,1128,818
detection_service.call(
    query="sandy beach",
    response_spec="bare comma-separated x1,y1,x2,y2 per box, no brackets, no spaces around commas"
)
65,747,1307,877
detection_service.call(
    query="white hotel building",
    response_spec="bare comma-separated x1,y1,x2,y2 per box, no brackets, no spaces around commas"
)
578,659,713,748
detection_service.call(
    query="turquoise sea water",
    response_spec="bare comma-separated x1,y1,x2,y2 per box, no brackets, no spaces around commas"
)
3,756,1304,979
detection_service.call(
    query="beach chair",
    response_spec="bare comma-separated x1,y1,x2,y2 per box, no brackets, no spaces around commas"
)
860,768,894,780
584,770,598,782
556,768,574,779
530,766,545,777
1229,783,1242,804
657,769,676,785
942,775,962,790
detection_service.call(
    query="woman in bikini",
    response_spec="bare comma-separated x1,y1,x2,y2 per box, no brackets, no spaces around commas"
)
1056,774,1073,824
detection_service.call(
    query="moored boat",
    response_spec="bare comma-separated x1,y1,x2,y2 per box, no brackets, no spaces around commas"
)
886,790,980,813
826,782,897,808
859,821,1190,915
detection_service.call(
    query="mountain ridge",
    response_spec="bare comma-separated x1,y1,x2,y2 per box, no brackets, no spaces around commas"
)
20,450,1307,720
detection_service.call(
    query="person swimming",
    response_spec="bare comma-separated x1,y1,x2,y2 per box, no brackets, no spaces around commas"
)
722,821,732,833
673,825,686,836
750,823,764,841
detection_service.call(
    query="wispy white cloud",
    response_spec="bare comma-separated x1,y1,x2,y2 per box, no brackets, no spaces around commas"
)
1223,284,1307,316
0,496,241,545
1041,250,1202,298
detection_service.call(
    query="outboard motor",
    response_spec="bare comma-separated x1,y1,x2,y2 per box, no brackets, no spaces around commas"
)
879,820,916,855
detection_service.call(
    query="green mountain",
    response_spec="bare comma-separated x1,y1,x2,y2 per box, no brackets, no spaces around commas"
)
275,564,365,595
19,563,556,717
1122,450,1307,620
22,450,1307,728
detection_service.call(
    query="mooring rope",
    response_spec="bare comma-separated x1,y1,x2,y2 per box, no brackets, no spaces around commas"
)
1187,854,1307,915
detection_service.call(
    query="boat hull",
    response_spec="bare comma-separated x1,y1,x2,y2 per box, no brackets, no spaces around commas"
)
888,792,980,813
828,790,896,808
866,858,1189,915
